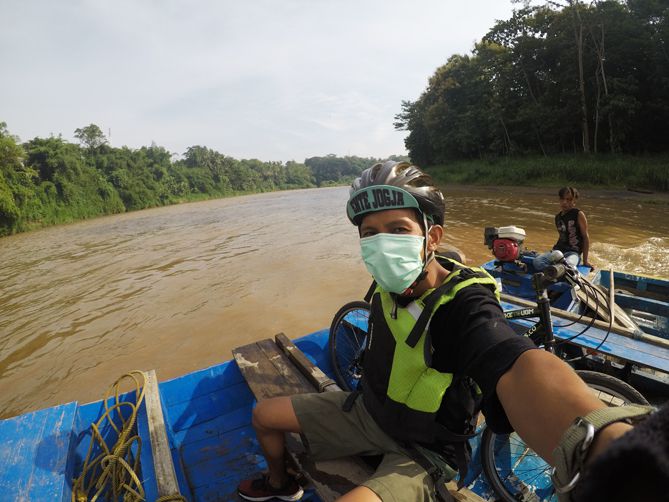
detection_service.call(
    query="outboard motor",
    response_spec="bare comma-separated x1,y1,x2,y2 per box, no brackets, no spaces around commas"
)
484,226,527,263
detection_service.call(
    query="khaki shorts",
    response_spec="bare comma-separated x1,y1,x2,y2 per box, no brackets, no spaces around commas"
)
291,391,437,502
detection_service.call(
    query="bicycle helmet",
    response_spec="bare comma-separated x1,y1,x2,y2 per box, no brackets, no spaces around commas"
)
346,161,445,226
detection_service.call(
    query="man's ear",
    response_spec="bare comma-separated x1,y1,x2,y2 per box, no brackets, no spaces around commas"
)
427,225,443,253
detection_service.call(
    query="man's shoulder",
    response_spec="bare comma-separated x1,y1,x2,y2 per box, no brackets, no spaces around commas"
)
438,281,498,311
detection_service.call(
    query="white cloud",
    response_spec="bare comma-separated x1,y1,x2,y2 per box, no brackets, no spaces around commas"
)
1,0,517,161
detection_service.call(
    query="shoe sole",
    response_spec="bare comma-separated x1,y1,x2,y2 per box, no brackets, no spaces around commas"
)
237,486,304,501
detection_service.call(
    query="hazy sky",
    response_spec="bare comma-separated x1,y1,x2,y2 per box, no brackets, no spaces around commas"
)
1,1,517,162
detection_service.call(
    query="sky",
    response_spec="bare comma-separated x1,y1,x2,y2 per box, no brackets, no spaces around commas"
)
1,1,518,162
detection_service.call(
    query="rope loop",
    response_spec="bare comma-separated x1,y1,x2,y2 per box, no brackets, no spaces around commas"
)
72,370,148,502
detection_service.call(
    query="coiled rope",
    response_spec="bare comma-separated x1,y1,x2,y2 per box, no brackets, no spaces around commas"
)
71,370,187,501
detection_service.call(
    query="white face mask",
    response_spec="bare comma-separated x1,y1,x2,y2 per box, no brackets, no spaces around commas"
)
360,233,425,294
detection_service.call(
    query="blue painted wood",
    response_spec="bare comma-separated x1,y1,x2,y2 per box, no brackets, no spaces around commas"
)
166,380,255,434
0,401,77,502
160,359,246,407
171,406,250,446
482,257,578,301
597,270,669,297
616,292,669,319
501,301,669,373
136,391,159,502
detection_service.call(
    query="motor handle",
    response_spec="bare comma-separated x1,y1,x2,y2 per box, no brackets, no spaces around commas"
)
544,263,567,281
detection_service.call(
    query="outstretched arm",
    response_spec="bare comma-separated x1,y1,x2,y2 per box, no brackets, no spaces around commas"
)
496,350,631,463
578,211,592,268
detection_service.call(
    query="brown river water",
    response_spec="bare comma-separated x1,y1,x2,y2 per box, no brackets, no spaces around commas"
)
1,186,668,418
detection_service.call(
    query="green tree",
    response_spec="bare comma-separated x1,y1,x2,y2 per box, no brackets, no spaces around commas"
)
0,122,27,231
74,124,107,151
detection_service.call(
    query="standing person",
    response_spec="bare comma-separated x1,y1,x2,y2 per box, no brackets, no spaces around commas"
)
534,187,593,271
237,162,648,502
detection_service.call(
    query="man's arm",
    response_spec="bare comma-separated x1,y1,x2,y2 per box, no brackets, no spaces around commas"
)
578,210,592,268
496,349,631,463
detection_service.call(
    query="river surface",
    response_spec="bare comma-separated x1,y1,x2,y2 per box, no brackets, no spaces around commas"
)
1,186,668,418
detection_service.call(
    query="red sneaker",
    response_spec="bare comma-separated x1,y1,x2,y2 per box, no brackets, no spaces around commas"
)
237,473,304,501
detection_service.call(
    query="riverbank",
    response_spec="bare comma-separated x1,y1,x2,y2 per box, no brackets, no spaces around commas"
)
442,183,669,205
5,180,669,240
425,155,669,194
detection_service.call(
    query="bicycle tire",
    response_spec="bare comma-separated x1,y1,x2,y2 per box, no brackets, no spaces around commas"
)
328,301,370,391
481,370,649,502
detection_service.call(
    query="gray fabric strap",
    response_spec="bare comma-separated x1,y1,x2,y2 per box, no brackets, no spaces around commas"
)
552,404,654,501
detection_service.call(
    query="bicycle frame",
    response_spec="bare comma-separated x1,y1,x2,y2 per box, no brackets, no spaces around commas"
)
502,268,570,354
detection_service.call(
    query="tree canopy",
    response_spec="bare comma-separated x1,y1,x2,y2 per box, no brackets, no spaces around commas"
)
396,0,669,163
74,124,108,151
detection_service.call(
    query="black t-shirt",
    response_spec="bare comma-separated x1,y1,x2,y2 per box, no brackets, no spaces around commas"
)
428,283,536,433
554,208,583,254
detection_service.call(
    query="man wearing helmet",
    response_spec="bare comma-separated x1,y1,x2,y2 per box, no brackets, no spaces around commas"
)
238,161,646,502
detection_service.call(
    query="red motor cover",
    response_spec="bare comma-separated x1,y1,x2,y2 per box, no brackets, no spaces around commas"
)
492,238,521,262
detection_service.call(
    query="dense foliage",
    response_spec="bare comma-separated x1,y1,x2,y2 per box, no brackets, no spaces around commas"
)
0,122,396,236
396,0,669,163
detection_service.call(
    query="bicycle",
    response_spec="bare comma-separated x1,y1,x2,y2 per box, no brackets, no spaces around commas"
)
480,261,649,502
328,300,370,391
328,260,650,501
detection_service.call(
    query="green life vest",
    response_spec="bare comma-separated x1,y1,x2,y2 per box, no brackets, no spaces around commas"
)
361,259,499,444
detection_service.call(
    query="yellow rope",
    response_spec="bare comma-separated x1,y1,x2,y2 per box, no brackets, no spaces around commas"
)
72,370,148,502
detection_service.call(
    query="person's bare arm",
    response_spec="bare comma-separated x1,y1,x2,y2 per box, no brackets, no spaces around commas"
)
496,350,631,463
578,211,592,268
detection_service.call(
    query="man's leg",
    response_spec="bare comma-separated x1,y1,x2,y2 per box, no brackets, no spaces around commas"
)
563,252,580,268
252,396,301,487
532,251,553,271
360,451,437,502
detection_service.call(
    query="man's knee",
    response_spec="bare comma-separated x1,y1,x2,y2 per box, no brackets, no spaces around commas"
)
251,399,272,430
251,396,300,432
533,252,551,271
564,253,580,267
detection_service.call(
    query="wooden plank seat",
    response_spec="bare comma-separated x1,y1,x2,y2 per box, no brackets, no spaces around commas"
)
232,333,483,502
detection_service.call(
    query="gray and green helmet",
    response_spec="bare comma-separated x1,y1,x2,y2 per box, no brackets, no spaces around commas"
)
346,161,445,226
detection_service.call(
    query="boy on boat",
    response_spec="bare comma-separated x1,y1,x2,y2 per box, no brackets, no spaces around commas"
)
237,162,651,502
533,186,593,271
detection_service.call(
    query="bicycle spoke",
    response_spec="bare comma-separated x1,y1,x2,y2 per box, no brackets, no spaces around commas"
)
329,302,370,390
482,370,648,502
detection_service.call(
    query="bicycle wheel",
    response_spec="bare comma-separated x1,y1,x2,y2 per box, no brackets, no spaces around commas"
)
481,370,649,502
328,301,370,391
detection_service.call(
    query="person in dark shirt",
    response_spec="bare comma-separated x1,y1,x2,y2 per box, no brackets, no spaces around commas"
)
534,186,593,271
238,163,652,502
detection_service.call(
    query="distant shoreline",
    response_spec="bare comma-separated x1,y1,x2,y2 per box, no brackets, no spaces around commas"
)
442,184,669,204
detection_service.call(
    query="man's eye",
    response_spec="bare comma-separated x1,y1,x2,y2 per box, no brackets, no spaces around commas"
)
392,227,409,234
361,230,376,238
